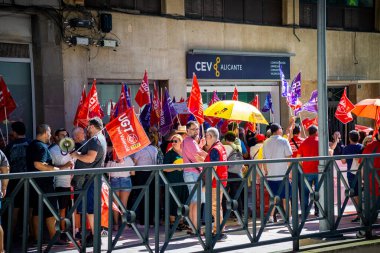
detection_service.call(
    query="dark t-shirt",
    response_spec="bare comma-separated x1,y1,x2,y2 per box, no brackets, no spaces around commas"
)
4,137,30,173
343,143,363,170
75,134,107,170
26,139,54,185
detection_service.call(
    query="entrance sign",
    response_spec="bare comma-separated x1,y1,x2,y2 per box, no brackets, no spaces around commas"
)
186,52,290,80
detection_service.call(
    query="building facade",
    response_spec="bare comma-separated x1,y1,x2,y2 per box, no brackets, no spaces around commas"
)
0,0,379,140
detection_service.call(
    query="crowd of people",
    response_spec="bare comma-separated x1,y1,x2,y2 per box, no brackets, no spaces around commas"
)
0,116,380,251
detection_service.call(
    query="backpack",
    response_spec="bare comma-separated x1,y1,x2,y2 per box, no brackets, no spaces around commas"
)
9,141,29,173
227,149,244,175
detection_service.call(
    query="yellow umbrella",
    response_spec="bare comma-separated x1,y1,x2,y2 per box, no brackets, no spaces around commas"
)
204,100,268,125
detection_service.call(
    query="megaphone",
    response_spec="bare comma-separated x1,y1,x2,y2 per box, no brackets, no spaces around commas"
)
59,137,75,156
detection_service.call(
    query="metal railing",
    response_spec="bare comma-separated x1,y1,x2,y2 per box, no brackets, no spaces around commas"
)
1,153,380,252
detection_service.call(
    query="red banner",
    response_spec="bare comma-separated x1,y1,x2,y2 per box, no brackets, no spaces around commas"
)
0,76,17,121
76,79,104,126
335,88,355,124
135,70,150,107
187,73,204,124
245,95,260,132
73,85,87,127
302,117,318,130
150,81,161,126
106,107,150,159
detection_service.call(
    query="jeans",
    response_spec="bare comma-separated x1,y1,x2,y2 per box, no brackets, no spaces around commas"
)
301,174,319,214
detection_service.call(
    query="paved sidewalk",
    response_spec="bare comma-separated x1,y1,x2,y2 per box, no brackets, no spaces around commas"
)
22,210,379,253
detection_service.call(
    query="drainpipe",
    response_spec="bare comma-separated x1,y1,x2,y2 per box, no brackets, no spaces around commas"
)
293,0,301,42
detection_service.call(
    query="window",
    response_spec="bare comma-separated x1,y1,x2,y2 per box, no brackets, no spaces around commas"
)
300,0,375,31
85,0,161,14
185,0,282,26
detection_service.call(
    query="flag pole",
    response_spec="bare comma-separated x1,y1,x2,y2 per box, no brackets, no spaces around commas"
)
0,128,5,147
4,106,8,145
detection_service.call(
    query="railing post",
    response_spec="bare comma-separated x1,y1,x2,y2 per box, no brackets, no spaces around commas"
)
292,162,299,251
93,174,102,252
205,167,213,251
155,170,160,252
363,157,372,239
22,179,30,253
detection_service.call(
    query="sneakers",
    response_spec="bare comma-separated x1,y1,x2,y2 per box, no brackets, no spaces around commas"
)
75,231,82,240
268,217,274,224
100,229,108,237
351,216,360,223
212,233,227,241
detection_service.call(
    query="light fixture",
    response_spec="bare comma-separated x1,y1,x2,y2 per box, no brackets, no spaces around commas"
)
70,36,90,46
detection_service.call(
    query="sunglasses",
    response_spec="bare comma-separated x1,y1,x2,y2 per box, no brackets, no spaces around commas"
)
170,140,180,143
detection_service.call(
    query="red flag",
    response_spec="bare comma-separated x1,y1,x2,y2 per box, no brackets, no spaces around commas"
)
302,117,318,130
205,91,221,127
179,97,185,102
0,76,17,121
245,95,260,132
187,74,204,124
135,70,150,107
110,84,130,122
232,86,239,101
150,82,161,126
106,107,150,159
335,88,355,124
73,85,87,127
76,79,104,126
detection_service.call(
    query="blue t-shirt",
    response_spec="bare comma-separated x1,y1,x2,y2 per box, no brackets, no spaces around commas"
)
342,143,363,170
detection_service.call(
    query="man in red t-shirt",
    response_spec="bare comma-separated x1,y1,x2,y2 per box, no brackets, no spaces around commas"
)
289,124,305,158
297,125,319,215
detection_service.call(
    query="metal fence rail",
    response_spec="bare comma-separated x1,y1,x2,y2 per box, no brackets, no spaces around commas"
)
1,154,380,252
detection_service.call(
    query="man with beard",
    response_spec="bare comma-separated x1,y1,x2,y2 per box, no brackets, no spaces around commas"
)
27,124,71,246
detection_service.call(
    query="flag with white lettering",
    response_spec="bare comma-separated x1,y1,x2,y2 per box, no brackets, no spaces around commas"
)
106,107,150,159
150,82,161,126
135,70,150,107
335,88,355,124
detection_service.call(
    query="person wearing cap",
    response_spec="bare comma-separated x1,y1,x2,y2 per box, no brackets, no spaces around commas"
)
297,125,319,216
163,134,189,230
262,123,293,223
165,125,188,153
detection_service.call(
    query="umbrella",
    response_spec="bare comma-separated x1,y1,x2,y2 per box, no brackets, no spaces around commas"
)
352,98,380,130
352,99,380,120
204,100,268,125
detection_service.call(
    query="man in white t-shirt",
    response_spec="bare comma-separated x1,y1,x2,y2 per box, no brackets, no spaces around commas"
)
49,128,74,241
262,123,293,223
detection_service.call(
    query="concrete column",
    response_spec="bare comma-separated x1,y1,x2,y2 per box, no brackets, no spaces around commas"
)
32,14,65,129
161,0,185,16
282,0,299,26
375,0,380,32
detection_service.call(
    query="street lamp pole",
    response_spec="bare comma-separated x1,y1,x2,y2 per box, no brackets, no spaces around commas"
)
317,0,334,231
